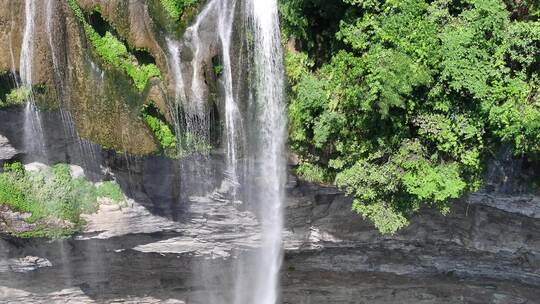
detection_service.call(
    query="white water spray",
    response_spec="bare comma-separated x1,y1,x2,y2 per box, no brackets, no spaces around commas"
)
166,0,243,192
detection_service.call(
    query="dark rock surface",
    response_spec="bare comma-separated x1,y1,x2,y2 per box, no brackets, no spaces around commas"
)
0,111,539,302
0,175,539,303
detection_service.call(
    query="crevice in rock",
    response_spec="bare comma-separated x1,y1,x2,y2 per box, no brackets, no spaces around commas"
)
86,10,117,38
86,10,158,67
0,72,19,102
133,49,157,65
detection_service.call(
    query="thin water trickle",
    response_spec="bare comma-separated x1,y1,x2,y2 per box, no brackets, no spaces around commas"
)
21,0,47,162
217,0,243,193
165,38,186,140
46,0,101,172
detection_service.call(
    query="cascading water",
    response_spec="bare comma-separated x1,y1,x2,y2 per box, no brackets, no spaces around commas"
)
179,2,216,150
246,0,287,303
217,0,243,193
165,0,243,196
165,0,286,302
165,38,186,152
163,0,285,301
20,0,47,162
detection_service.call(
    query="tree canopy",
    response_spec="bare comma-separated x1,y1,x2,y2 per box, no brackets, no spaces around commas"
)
280,0,540,233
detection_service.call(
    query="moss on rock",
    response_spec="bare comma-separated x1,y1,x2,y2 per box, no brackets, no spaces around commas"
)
67,0,161,92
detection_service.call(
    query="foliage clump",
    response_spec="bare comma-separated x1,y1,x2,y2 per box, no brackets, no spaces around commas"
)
160,0,199,20
0,162,125,238
141,103,212,157
280,0,540,233
142,104,178,153
0,87,31,107
67,0,161,91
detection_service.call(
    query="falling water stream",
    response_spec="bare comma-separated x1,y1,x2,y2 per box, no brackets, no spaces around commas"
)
164,0,286,302
45,0,101,172
247,0,287,303
217,0,243,193
166,0,244,194
20,0,47,161
19,0,286,302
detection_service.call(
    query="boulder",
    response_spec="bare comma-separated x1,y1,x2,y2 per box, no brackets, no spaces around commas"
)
0,135,18,162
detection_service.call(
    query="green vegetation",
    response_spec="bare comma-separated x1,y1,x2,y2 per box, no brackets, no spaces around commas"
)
96,181,125,203
0,162,124,238
142,104,178,154
213,64,224,76
141,103,212,157
0,87,31,107
280,0,540,233
67,0,161,91
177,131,212,156
160,0,198,20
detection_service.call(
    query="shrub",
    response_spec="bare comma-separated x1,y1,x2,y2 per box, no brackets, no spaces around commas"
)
96,181,124,202
160,0,199,20
295,162,329,184
282,0,540,234
0,162,126,238
2,87,31,106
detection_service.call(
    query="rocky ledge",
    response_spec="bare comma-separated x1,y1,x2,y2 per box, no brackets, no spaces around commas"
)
0,174,538,303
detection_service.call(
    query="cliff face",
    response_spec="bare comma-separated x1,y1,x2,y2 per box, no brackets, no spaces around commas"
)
0,127,538,303
0,163,538,303
0,0,223,155
0,1,538,303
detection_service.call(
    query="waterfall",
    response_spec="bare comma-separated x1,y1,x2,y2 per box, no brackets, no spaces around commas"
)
248,0,287,303
20,0,47,162
167,0,287,304
165,38,185,142
165,0,243,195
20,0,35,87
162,0,286,302
216,0,243,193
181,2,216,148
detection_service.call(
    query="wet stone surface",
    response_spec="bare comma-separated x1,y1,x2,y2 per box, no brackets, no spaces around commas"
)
0,180,539,303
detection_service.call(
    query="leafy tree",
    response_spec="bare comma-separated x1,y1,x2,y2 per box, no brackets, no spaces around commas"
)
280,0,540,233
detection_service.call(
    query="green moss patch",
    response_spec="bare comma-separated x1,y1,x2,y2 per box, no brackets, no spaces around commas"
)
142,103,178,155
141,103,212,157
67,0,161,91
0,87,31,108
160,0,199,20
